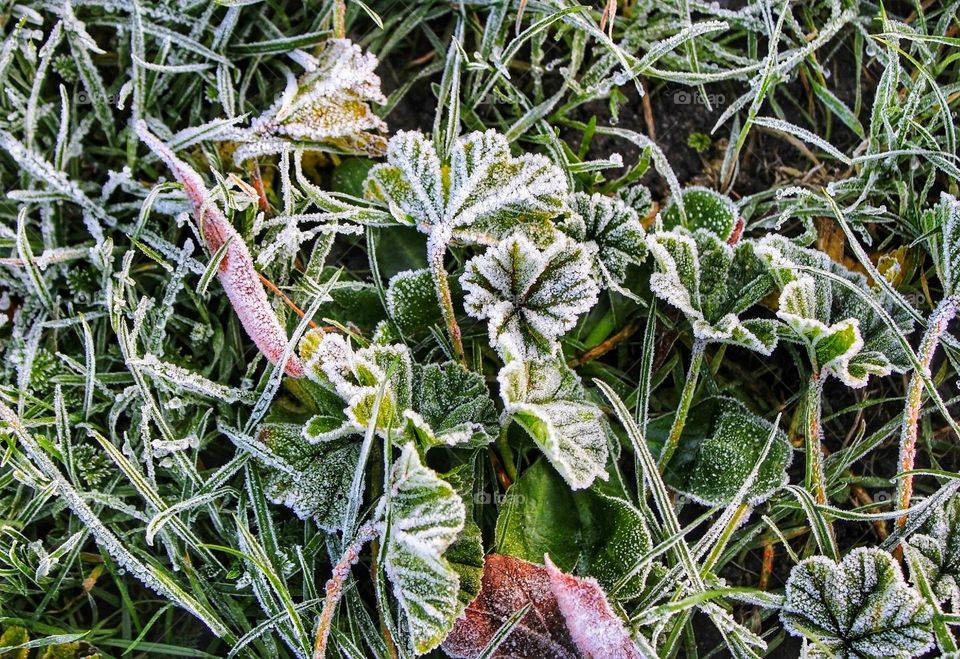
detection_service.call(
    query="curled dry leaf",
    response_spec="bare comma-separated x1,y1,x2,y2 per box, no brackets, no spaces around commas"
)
135,121,304,377
443,553,644,659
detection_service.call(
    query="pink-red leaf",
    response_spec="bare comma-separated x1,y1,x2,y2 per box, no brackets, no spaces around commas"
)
136,122,304,378
443,553,642,659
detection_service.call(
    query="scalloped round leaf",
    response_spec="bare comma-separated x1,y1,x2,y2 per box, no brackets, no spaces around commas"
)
648,229,778,354
648,397,792,506
376,443,465,655
662,186,738,240
408,361,497,448
386,268,442,334
562,192,647,287
781,548,934,659
446,521,485,616
364,129,567,244
498,359,609,490
907,495,960,606
256,423,359,532
461,235,599,360
617,183,653,218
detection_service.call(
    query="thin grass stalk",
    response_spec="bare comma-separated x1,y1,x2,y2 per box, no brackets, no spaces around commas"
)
895,295,958,528
428,231,466,366
658,338,706,470
805,370,828,506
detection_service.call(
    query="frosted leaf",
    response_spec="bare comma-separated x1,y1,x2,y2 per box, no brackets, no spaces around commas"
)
375,443,465,655
255,422,359,532
647,229,779,354
661,186,739,241
300,331,412,440
616,183,654,218
920,192,960,295
560,192,647,287
229,39,387,163
364,129,568,245
461,235,599,360
907,495,960,607
405,361,497,448
781,548,934,659
648,396,792,506
443,553,644,659
386,268,441,334
545,556,645,659
135,122,304,378
443,553,579,659
498,357,608,490
757,235,914,387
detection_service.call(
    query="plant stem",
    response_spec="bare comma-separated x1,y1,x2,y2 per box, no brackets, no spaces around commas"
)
895,296,958,528
805,370,828,505
313,523,378,659
658,339,706,471
428,232,466,366
496,422,518,484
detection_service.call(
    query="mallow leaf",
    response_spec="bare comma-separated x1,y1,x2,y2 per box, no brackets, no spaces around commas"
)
255,423,359,532
781,547,934,659
461,235,599,360
229,39,387,163
300,331,413,440
364,129,567,245
386,268,442,334
443,553,645,659
661,186,739,241
907,495,960,607
647,229,779,354
495,459,652,598
560,192,647,288
405,361,498,448
498,357,609,490
647,396,792,506
376,443,465,655
758,235,914,387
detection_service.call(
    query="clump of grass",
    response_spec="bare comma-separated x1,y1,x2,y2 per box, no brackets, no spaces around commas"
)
0,0,958,657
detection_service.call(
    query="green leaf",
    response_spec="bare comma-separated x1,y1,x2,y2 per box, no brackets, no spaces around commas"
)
921,192,960,296
781,548,934,659
908,495,960,606
255,423,360,533
647,397,792,506
661,186,738,240
331,157,377,197
498,358,609,490
461,235,599,360
495,459,653,599
445,521,485,614
647,229,779,354
364,129,568,244
560,192,647,287
758,235,914,386
386,268,442,334
406,361,497,448
301,331,413,438
377,443,465,655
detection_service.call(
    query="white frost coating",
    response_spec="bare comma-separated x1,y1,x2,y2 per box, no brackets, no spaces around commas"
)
646,228,778,355
0,402,231,638
562,191,647,287
498,358,608,490
461,235,599,360
228,39,387,163
544,556,645,659
365,129,568,244
135,121,304,378
781,547,934,659
375,443,465,655
907,496,960,607
131,354,258,404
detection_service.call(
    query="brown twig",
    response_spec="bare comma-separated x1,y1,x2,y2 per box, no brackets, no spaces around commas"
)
568,319,641,368
257,272,320,330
